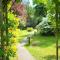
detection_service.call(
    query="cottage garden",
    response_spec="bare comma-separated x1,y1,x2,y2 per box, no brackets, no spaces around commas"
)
0,0,60,60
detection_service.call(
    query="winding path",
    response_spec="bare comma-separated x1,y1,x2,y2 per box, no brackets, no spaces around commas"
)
17,44,36,60
17,31,36,60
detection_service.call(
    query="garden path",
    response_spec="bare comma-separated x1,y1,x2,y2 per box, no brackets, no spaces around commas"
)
17,43,36,60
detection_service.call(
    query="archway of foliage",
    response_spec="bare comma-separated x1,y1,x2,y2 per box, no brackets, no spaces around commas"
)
0,0,21,60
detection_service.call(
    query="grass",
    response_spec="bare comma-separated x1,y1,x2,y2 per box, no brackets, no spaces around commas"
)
27,46,56,60
31,35,56,47
9,56,17,60
26,34,60,60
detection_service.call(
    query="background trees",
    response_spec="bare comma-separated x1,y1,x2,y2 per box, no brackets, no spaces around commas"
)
32,0,58,35
34,3,47,17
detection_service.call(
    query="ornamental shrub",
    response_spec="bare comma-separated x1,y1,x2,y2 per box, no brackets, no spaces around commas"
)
36,17,55,36
27,27,33,32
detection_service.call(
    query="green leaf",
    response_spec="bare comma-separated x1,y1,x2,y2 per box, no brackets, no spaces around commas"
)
16,0,21,3
0,48,4,57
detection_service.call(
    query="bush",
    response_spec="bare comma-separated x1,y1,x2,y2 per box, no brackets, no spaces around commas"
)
36,17,55,36
7,12,20,57
0,48,4,57
19,21,26,30
8,12,20,29
26,17,42,28
26,19,38,28
7,45,17,57
27,27,33,32
40,26,55,36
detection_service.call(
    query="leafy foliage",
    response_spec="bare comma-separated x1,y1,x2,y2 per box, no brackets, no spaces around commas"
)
26,19,38,28
36,17,55,35
27,27,33,32
6,11,20,57
8,12,20,28
33,0,48,5
16,0,21,3
0,48,4,57
11,2,27,18
19,20,26,30
35,3,47,17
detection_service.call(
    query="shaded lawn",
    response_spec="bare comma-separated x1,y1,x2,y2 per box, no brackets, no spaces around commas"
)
26,35,60,60
27,46,56,60
31,35,56,47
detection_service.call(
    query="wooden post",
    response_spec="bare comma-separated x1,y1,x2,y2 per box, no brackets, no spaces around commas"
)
28,37,30,45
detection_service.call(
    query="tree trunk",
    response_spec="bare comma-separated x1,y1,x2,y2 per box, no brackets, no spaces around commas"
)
0,0,6,60
2,0,9,60
0,0,9,60
55,0,59,60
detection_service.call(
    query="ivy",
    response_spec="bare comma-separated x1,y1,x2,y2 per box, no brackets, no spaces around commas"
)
0,48,4,57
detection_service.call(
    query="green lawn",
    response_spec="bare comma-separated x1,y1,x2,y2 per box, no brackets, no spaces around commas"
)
26,35,60,60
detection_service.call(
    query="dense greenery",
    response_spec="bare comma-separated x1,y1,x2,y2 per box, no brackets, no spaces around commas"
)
35,3,47,17
36,17,55,35
0,0,20,60
0,0,60,60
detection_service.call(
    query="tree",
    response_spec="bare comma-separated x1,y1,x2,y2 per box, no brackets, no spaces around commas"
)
54,0,60,60
34,3,47,17
33,0,48,5
0,0,5,60
16,0,22,3
0,0,10,60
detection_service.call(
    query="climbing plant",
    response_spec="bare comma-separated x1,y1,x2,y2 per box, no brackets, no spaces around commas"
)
0,0,20,60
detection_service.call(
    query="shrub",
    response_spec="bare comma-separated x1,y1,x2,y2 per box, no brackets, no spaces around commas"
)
27,27,33,32
6,12,20,57
26,19,38,28
19,21,26,30
36,17,55,36
7,45,17,57
0,48,4,57
8,12,20,29
40,26,55,36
